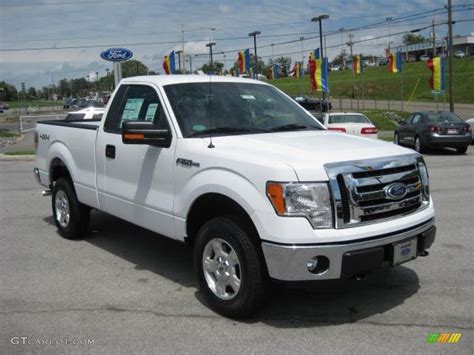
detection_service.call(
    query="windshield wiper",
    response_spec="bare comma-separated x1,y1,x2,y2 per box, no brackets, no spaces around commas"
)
270,123,320,132
188,126,269,137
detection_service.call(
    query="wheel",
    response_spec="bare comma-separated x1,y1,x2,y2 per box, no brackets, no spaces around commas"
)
394,132,400,145
414,136,425,153
456,146,468,154
194,216,267,317
52,177,90,239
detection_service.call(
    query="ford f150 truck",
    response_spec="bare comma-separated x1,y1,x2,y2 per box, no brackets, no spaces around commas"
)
34,76,436,317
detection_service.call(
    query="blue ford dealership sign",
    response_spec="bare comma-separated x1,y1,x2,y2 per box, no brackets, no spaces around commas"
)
100,48,133,62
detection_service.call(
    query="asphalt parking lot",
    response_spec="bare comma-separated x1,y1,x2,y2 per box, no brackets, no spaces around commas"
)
0,148,473,354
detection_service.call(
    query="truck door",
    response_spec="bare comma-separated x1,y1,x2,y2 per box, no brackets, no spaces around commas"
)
95,83,177,239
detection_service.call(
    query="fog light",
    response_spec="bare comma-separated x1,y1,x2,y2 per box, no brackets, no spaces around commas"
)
307,257,318,272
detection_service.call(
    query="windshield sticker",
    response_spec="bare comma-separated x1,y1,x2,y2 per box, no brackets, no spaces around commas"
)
240,94,256,100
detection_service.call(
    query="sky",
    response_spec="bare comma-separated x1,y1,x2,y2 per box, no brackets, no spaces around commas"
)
0,0,473,89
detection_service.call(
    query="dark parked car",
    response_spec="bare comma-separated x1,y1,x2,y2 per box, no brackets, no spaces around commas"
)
394,111,472,154
292,96,332,112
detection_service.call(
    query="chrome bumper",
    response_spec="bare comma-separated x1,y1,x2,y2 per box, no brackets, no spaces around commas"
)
261,218,435,281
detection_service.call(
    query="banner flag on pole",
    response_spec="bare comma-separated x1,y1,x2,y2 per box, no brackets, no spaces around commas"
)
237,49,251,74
163,51,176,74
292,62,303,79
427,57,446,92
270,63,279,79
388,51,402,73
353,54,363,74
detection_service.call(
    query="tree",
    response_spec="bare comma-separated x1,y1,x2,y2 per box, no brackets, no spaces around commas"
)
403,33,426,45
0,81,18,101
199,61,224,74
27,87,37,100
273,56,292,76
121,59,149,78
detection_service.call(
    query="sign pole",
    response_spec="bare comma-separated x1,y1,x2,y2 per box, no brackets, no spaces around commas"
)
361,68,365,110
113,62,122,89
400,69,404,112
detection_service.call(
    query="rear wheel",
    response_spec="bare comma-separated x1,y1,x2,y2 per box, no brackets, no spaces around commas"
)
394,132,400,145
194,217,267,317
415,136,425,153
52,177,90,239
456,146,468,154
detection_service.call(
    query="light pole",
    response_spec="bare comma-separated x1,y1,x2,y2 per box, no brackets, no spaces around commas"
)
300,36,305,68
180,25,216,74
206,42,216,75
339,27,345,68
446,0,454,112
221,52,227,72
311,14,329,100
386,17,393,54
248,31,261,79
271,43,275,61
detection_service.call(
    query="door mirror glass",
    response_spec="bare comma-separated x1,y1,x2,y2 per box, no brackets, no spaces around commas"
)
122,121,171,147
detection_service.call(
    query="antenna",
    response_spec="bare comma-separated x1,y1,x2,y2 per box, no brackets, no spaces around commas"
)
206,41,216,149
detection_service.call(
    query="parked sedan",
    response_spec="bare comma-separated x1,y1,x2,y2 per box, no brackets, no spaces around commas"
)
292,96,332,112
315,112,378,139
394,111,472,154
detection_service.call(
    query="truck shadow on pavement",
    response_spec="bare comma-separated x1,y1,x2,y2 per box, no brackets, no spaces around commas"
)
46,210,420,327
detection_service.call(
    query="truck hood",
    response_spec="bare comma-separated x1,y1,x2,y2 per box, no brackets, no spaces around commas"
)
209,130,417,181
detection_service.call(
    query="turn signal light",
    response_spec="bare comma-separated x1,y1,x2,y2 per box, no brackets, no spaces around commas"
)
361,127,378,134
429,125,442,133
266,183,285,215
328,127,347,132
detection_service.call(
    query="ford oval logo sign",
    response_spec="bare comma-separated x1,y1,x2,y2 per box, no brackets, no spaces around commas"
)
100,48,133,62
384,182,408,200
401,247,411,256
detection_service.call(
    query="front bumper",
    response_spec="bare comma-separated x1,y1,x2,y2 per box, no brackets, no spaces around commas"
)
261,218,435,281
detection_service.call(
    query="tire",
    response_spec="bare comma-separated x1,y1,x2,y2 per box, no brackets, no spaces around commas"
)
394,132,400,145
414,136,425,153
52,177,90,239
456,146,468,154
194,216,267,317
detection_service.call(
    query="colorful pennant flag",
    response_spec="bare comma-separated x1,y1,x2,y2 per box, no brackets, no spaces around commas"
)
237,49,251,74
388,51,402,73
308,52,329,92
427,57,445,92
353,54,363,74
162,51,176,75
271,63,279,80
292,63,303,79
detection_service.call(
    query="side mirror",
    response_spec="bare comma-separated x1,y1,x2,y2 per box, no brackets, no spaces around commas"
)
122,121,171,148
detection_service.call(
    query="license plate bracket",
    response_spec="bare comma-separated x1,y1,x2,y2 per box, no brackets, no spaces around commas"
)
392,237,418,265
447,128,458,134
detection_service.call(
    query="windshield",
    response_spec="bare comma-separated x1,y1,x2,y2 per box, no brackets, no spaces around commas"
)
426,112,464,123
328,114,370,124
164,82,323,137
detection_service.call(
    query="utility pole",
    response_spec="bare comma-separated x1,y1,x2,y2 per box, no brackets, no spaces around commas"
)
432,18,436,57
176,50,183,73
339,28,345,68
271,43,275,62
181,24,185,74
188,55,193,73
300,37,305,69
447,0,454,112
347,33,355,99
386,17,393,54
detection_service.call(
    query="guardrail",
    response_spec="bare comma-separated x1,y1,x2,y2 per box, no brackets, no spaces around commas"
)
19,114,66,133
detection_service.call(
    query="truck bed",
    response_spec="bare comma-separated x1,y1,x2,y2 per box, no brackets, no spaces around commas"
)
35,119,101,209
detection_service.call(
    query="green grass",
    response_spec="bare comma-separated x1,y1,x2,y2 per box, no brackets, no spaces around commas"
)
0,129,19,138
6,100,62,109
362,109,409,131
4,150,35,155
270,57,474,104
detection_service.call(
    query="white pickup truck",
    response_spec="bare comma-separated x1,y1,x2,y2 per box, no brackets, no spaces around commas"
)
34,76,436,317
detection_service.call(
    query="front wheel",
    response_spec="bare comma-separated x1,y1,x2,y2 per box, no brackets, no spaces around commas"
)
394,132,400,145
456,146,468,154
52,177,90,239
194,217,267,317
415,136,425,153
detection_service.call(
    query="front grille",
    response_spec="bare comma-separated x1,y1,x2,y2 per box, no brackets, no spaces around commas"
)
325,155,430,228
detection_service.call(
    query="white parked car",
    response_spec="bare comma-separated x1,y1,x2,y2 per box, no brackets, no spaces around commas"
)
315,112,379,139
64,107,105,121
454,50,465,58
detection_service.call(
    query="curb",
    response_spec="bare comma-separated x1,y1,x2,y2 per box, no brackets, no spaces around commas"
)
0,154,35,161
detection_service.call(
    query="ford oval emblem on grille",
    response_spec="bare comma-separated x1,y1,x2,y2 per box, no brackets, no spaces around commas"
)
384,182,408,200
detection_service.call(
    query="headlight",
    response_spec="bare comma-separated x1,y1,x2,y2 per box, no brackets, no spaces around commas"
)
417,161,430,198
266,182,333,229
